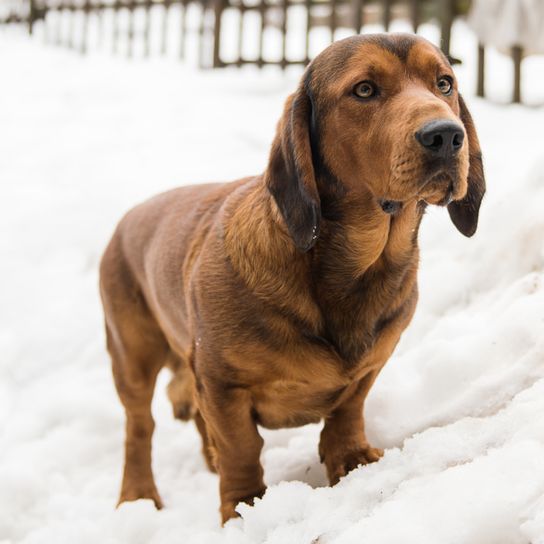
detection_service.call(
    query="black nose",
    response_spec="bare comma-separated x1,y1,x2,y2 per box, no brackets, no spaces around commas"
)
415,120,464,158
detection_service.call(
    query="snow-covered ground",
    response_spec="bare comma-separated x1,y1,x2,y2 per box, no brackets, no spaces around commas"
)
2,17,544,544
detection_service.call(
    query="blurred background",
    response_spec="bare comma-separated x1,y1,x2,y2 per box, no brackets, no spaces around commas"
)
2,1,544,543
2,0,544,102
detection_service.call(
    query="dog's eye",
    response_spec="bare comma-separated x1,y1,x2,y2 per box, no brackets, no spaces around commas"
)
437,77,453,95
353,81,376,99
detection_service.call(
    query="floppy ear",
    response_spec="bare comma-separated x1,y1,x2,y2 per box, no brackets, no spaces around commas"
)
265,83,320,252
447,95,486,237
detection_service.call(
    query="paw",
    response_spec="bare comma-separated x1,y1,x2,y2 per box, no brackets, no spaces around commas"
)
118,482,164,510
220,502,241,524
324,445,384,485
220,488,266,524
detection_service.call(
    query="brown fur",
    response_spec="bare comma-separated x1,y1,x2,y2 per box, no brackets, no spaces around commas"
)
99,34,485,523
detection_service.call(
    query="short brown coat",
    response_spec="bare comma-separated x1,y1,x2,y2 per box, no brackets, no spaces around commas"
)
100,33,485,522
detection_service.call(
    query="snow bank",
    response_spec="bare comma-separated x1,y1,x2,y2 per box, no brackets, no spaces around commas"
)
1,19,544,544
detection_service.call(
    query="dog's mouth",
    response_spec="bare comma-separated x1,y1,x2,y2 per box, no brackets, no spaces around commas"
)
418,169,458,207
379,172,456,213
383,155,463,211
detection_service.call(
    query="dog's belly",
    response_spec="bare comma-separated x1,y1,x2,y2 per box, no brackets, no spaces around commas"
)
252,380,347,429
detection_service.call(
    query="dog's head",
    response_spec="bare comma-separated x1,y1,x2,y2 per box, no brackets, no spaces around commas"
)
265,34,486,251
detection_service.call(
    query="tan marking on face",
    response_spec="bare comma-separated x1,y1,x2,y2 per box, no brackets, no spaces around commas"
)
311,37,470,207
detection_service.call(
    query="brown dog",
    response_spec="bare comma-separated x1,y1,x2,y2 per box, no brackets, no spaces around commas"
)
100,33,485,523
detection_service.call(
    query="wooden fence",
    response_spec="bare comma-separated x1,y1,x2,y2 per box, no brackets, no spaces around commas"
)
1,0,462,68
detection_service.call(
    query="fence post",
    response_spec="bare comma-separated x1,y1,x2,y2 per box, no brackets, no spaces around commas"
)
161,0,171,55
329,0,337,41
382,0,391,31
304,0,311,63
112,0,121,54
127,0,135,58
476,43,485,97
212,0,225,68
351,0,363,34
258,0,266,67
237,3,244,67
144,0,152,57
512,45,522,103
440,0,454,57
28,0,36,34
81,0,91,54
67,1,75,49
281,0,288,68
409,0,419,32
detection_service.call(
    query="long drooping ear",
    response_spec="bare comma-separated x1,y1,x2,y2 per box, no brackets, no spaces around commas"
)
448,95,486,237
265,83,320,252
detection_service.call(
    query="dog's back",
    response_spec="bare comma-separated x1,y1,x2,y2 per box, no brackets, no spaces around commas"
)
99,34,485,523
100,180,244,353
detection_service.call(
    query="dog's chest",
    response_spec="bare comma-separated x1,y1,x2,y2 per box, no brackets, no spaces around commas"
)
313,209,421,365
251,377,341,432
251,275,414,430
316,260,414,367
233,205,421,429
252,377,347,429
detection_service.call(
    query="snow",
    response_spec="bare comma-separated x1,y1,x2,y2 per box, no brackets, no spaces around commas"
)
1,16,544,544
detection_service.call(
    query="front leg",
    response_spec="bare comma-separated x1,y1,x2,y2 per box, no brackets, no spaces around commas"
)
319,371,383,485
320,290,418,484
197,379,265,523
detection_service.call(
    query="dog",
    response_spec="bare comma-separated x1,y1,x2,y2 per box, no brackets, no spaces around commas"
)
99,33,485,523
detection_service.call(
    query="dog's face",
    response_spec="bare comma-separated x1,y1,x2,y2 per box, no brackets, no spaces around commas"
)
310,35,469,207
266,34,486,251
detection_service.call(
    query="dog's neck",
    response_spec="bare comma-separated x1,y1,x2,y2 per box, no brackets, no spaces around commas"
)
300,181,424,367
310,187,424,363
316,187,423,277
226,179,424,364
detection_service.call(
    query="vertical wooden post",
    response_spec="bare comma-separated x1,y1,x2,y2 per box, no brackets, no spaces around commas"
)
351,0,363,34
161,0,170,55
211,0,224,68
96,5,103,48
112,0,120,54
127,0,135,58
81,0,91,54
144,0,152,56
512,45,522,103
440,0,453,58
236,4,244,66
28,0,36,34
258,0,266,67
304,0,311,63
198,0,207,67
476,43,485,98
329,0,336,42
67,0,75,49
409,0,419,32
280,0,288,69
382,0,392,31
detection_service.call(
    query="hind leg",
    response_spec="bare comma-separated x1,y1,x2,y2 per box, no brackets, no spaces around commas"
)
102,273,170,510
108,317,168,509
166,356,196,422
166,356,216,473
194,410,217,473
